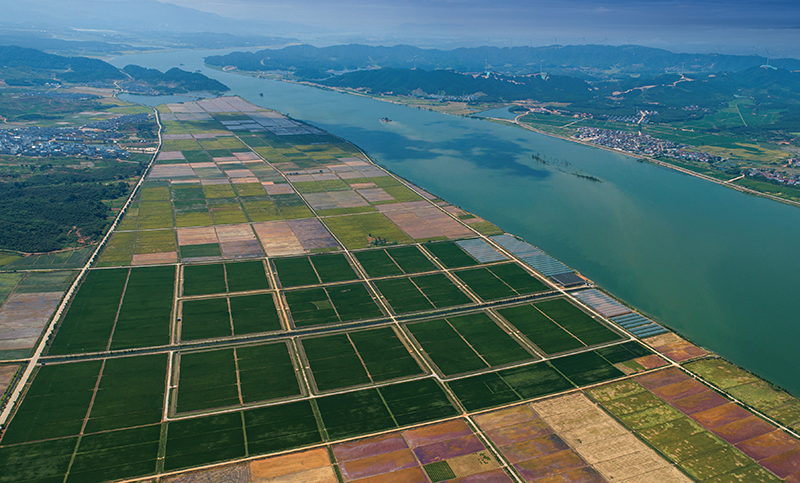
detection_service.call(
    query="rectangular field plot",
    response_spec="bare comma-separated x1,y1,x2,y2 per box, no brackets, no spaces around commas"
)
84,354,167,433
447,313,537,366
1,360,102,444
301,334,371,391
317,378,457,440
285,284,383,328
407,319,487,376
406,313,534,377
375,274,472,315
243,400,322,456
177,349,240,413
538,298,622,345
302,328,423,392
182,263,226,296
164,412,246,471
311,253,359,283
353,245,437,277
447,362,574,412
69,424,161,483
111,266,175,350
550,351,625,387
225,260,270,292
48,269,129,355
0,437,78,483
497,298,622,355
180,298,231,341
348,327,425,381
424,241,480,268
237,343,301,403
496,304,583,354
323,213,412,249
230,294,283,334
274,253,359,288
453,263,549,301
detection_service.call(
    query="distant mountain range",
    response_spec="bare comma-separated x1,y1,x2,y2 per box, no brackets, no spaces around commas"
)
207,44,800,79
0,45,228,93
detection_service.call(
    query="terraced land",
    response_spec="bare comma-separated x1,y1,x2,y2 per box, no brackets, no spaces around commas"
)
2,96,799,483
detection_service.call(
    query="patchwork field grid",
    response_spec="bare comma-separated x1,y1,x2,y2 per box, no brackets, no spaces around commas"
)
1,96,797,483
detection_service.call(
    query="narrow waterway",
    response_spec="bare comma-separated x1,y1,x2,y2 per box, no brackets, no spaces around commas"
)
112,50,800,395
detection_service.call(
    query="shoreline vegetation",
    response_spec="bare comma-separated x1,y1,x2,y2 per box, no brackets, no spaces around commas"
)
248,73,800,207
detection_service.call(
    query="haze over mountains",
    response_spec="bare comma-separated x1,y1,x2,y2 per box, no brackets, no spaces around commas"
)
1,0,799,57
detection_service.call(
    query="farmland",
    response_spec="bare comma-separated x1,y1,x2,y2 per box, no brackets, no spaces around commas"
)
1,95,798,483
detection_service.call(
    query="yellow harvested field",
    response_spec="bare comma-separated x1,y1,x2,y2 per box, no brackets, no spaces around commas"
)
177,226,218,246
131,252,178,265
531,393,692,482
252,221,305,256
249,448,336,482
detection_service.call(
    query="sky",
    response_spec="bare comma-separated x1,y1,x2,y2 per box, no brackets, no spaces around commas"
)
2,0,799,57
157,0,800,56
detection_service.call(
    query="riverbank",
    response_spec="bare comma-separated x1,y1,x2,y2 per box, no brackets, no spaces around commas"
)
501,114,800,209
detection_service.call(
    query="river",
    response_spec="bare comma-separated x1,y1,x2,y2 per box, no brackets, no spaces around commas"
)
111,49,800,395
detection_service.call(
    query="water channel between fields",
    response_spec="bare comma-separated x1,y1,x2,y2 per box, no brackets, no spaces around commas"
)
112,49,800,396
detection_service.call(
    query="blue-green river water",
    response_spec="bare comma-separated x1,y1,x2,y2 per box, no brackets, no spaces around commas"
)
113,50,800,395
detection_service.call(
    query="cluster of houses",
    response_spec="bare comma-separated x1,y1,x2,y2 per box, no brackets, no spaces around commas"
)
574,127,724,164
0,113,150,158
747,168,800,186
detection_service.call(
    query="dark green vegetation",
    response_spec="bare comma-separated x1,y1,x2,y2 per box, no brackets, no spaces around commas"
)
0,45,122,84
177,344,300,413
374,274,472,314
49,267,175,354
225,260,270,292
284,283,383,327
453,263,548,301
207,43,800,80
84,354,167,433
181,260,269,297
354,245,437,277
447,362,572,412
302,328,423,391
180,298,231,340
111,266,174,350
497,299,622,354
316,378,457,439
122,65,228,94
0,45,227,92
48,269,128,355
447,345,634,412
406,313,534,376
164,411,245,471
69,424,161,483
0,161,145,252
424,241,479,268
182,263,226,296
229,294,282,334
302,334,370,390
236,343,301,403
273,253,358,287
177,349,240,413
1,360,101,444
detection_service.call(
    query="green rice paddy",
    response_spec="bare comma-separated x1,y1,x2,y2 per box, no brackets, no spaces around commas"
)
424,242,479,268
497,298,622,354
302,328,423,391
182,263,226,295
48,269,129,355
406,313,532,376
111,266,174,350
353,245,437,277
225,260,269,292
